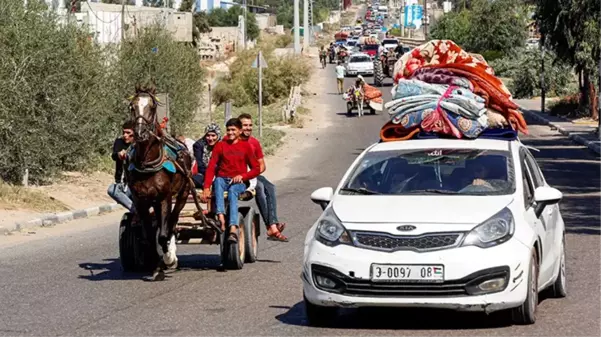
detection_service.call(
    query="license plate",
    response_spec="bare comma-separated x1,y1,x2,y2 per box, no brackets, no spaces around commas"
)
371,264,444,282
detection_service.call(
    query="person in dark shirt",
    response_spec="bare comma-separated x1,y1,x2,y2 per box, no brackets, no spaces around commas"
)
192,123,221,188
202,118,260,243
107,121,135,212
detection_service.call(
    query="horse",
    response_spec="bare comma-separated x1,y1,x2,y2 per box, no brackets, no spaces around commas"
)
125,85,202,281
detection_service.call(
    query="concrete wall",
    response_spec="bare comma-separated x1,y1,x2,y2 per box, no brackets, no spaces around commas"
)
255,13,277,30
79,2,193,44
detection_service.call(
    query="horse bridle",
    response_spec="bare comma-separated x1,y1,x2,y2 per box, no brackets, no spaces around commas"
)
129,91,164,170
130,91,161,138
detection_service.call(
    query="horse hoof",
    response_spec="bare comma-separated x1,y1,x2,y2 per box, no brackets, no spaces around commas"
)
152,270,165,281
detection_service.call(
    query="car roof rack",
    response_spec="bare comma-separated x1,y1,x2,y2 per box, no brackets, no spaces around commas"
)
379,128,519,143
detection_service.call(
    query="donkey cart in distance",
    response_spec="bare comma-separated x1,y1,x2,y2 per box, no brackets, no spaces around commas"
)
119,187,261,273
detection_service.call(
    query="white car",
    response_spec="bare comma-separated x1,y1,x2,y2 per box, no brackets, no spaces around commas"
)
303,137,567,326
382,38,399,50
345,53,374,76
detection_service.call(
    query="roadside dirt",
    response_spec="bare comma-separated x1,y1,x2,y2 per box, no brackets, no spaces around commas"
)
1,53,331,234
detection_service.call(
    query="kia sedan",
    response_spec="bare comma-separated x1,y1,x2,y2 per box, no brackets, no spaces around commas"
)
302,137,567,326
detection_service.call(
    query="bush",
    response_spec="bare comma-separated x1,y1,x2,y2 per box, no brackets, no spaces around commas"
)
489,48,572,99
0,0,116,184
116,25,206,135
212,39,312,107
0,0,205,185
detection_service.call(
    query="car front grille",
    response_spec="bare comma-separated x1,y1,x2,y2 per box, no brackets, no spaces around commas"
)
351,231,462,252
311,264,510,297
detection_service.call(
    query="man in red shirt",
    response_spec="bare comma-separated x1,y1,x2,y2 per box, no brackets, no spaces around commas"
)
202,118,261,243
238,113,288,242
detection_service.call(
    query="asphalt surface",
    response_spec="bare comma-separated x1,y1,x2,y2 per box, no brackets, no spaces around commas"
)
1,63,600,336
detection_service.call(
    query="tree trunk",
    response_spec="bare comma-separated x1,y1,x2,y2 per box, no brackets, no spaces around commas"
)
591,83,599,121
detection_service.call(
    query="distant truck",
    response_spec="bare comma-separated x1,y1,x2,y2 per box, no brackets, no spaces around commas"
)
377,5,388,18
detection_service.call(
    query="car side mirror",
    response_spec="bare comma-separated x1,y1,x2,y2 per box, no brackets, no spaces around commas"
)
533,186,562,218
310,187,333,211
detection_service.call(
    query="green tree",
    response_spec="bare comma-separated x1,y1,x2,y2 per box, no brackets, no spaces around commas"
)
535,0,600,119
207,6,260,40
430,0,528,58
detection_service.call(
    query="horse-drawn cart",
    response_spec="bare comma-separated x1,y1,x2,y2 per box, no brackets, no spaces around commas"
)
119,188,261,272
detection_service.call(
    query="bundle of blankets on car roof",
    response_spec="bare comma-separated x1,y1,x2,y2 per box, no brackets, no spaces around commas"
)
380,40,528,142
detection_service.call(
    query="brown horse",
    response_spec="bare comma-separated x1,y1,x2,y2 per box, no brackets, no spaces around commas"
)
125,85,200,281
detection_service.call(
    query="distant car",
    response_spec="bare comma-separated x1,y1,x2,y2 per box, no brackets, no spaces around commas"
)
345,53,374,76
526,38,539,50
381,38,399,50
303,137,568,327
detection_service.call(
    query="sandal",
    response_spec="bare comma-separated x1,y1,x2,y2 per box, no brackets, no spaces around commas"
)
276,223,287,233
267,228,289,242
228,231,238,243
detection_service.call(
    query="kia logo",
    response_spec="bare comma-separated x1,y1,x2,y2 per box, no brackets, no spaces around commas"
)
397,225,416,232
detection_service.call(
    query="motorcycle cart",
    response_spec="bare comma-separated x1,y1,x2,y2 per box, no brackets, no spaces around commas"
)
119,188,260,272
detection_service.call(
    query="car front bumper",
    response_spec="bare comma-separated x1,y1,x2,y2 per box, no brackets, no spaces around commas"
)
302,238,531,313
347,69,374,75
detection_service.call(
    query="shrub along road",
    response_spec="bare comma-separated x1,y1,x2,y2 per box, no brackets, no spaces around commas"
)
0,64,598,336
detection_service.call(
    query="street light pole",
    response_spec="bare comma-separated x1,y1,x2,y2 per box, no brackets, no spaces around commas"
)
243,0,247,50
303,0,309,52
294,0,301,54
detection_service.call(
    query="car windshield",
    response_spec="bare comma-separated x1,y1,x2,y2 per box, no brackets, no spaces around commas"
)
382,39,398,45
351,56,371,62
340,148,515,196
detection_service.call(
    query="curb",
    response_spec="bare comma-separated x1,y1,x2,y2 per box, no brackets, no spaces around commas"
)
2,203,122,235
523,108,601,155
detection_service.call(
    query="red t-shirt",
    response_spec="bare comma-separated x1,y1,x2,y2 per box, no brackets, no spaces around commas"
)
203,139,260,189
245,136,264,160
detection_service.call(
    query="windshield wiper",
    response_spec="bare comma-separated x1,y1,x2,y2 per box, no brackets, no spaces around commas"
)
405,189,460,195
339,187,382,195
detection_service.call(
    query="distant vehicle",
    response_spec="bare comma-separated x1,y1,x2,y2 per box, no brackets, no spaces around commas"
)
381,38,399,50
378,5,388,18
526,38,540,50
345,53,374,76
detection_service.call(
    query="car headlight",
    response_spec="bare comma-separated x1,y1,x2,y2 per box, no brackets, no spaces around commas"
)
461,207,514,248
315,208,352,246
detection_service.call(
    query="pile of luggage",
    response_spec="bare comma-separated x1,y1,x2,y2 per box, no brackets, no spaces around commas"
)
380,40,528,142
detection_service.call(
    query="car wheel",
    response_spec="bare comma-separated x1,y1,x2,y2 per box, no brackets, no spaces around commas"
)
511,248,539,325
304,293,338,327
550,234,567,298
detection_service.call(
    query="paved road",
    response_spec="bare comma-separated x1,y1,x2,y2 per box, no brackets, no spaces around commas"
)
0,63,599,336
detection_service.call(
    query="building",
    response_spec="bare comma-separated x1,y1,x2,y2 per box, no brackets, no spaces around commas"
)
193,0,269,13
77,1,193,44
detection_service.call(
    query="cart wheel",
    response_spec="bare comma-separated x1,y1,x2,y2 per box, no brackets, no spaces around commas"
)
119,213,137,272
243,208,259,263
223,211,245,270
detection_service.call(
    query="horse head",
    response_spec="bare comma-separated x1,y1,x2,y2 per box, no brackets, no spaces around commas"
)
129,85,160,142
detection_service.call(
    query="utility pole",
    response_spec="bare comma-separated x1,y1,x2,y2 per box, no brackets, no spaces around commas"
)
121,0,126,41
243,0,247,49
423,0,428,40
303,0,309,51
540,35,546,114
294,0,301,54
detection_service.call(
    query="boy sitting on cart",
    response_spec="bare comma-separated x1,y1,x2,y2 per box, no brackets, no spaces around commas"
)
201,118,261,243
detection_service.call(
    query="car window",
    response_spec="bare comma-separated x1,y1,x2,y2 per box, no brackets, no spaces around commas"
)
341,148,516,196
523,150,544,187
350,56,371,62
522,158,535,207
362,45,379,50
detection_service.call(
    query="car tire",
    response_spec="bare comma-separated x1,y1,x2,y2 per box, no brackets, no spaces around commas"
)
304,293,338,327
511,248,539,325
550,234,567,298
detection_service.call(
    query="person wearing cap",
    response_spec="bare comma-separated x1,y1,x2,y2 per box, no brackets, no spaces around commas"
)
192,123,222,188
